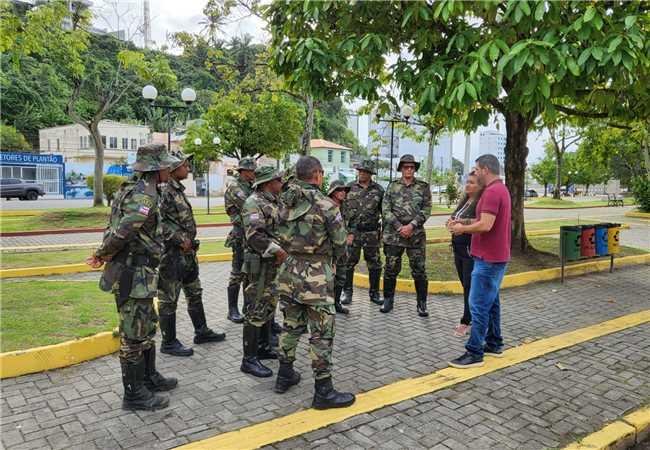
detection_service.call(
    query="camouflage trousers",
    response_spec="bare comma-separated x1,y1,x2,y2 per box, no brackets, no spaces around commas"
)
157,275,203,317
383,244,428,282
228,243,246,288
347,230,382,272
278,297,336,380
243,263,278,328
334,255,348,290
118,297,157,363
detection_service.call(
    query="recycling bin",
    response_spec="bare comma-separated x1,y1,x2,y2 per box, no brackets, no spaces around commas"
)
594,224,609,256
560,226,582,261
580,225,596,257
607,223,621,254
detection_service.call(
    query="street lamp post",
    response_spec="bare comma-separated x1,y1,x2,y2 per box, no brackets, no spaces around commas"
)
142,85,197,151
376,105,413,183
193,135,221,215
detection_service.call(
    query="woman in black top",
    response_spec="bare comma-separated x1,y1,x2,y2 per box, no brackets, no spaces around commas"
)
447,171,483,337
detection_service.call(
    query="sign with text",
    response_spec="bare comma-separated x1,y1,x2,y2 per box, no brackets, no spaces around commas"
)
0,152,64,165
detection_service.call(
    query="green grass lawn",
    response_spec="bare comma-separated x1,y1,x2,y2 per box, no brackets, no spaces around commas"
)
0,280,118,352
1,241,229,269
526,198,636,208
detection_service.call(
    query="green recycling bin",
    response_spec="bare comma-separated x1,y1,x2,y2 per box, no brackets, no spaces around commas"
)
560,226,582,261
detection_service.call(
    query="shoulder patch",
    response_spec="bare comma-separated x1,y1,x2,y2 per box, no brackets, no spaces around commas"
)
138,205,151,216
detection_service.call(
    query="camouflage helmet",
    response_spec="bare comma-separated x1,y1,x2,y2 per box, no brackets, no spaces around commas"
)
169,150,193,172
132,144,180,172
327,179,350,197
397,154,420,172
252,166,282,188
355,158,377,175
237,157,257,172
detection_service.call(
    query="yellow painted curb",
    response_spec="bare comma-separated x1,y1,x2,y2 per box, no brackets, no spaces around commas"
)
563,405,650,450
197,253,232,263
175,310,650,450
0,210,43,217
0,331,119,379
625,210,650,219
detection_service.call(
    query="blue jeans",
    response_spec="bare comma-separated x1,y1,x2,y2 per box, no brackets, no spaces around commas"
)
465,259,507,358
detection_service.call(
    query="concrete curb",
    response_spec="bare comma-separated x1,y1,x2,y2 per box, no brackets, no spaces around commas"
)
0,331,119,379
625,210,650,219
0,222,232,237
563,405,650,450
525,204,634,210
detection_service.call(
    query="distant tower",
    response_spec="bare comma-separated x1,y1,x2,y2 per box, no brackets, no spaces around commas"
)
143,0,152,49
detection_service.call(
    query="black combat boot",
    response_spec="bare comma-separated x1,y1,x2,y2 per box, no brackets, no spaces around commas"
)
240,325,273,378
312,377,356,410
189,304,226,344
121,357,169,411
334,286,349,315
368,269,383,305
341,269,354,305
274,362,301,394
144,345,178,391
227,285,244,323
415,279,429,318
258,321,279,360
159,314,194,357
380,277,396,313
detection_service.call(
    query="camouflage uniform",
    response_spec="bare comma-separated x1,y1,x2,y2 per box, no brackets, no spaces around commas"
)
327,180,351,314
276,179,347,380
381,154,432,316
341,159,384,305
157,152,225,356
96,144,179,410
224,158,256,322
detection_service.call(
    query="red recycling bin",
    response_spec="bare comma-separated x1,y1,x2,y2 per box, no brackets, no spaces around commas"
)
580,226,596,257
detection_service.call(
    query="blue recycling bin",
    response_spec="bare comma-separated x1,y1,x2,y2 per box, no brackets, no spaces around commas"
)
594,224,609,256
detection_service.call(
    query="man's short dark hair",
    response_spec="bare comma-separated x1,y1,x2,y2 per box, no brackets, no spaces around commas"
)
475,154,500,175
296,156,323,181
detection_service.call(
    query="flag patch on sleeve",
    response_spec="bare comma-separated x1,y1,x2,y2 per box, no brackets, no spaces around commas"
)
138,205,151,215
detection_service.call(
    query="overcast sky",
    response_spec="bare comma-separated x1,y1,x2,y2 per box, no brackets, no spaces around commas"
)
92,0,549,163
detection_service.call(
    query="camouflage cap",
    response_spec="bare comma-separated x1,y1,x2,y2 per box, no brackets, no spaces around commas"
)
132,144,180,172
355,158,377,175
327,179,350,197
237,157,257,172
169,150,193,171
397,154,420,172
252,166,282,188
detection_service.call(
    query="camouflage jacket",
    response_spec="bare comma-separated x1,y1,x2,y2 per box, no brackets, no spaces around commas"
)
242,190,283,258
224,174,253,247
160,178,196,249
342,180,384,235
382,177,432,247
276,180,347,305
96,173,162,298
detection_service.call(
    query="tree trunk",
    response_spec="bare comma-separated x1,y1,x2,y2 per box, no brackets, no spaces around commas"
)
425,132,436,187
585,184,590,195
300,96,314,155
544,183,548,197
504,111,531,253
89,121,104,207
553,152,563,200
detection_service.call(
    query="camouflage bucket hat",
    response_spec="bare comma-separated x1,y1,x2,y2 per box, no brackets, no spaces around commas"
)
132,144,180,172
397,154,420,172
252,166,282,188
237,157,257,172
327,179,350,197
355,158,377,175
169,150,193,171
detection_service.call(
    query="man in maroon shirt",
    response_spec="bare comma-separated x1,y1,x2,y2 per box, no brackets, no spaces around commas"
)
447,154,511,368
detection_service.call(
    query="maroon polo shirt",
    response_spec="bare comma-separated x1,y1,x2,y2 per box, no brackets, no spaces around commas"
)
471,179,511,263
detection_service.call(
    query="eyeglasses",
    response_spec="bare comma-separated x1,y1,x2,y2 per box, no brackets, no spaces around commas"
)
402,165,416,171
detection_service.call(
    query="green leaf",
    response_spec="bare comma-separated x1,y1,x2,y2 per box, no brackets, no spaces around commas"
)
520,1,531,16
593,14,603,30
401,7,415,28
480,57,491,76
457,83,465,102
584,6,596,22
510,41,529,55
624,15,637,29
608,36,622,53
489,43,499,61
577,48,591,66
514,5,523,23
495,39,509,53
469,60,479,78
540,77,550,98
621,53,634,72
465,82,477,100
534,1,545,21
612,51,622,66
566,57,580,76
591,47,603,61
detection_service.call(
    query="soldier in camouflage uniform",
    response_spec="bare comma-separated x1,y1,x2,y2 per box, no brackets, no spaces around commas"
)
381,154,432,317
341,159,384,306
158,151,226,357
327,180,351,315
240,166,288,378
274,156,355,409
224,158,256,323
87,144,179,411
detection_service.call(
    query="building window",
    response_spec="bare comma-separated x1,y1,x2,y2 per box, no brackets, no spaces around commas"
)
122,138,128,150
109,137,117,149
327,149,333,163
131,139,137,150
341,151,346,163
101,135,107,146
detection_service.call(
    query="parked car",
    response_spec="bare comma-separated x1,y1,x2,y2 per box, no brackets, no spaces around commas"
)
524,189,539,198
0,178,46,200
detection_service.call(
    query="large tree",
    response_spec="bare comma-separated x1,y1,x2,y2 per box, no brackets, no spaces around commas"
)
530,151,555,197
266,0,649,252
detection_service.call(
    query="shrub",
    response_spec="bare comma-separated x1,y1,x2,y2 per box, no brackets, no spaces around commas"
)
631,177,650,212
86,175,126,206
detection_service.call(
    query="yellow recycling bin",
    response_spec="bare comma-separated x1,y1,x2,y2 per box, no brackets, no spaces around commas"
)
607,223,621,254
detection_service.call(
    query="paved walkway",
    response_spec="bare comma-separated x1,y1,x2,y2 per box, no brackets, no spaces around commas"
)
1,262,649,449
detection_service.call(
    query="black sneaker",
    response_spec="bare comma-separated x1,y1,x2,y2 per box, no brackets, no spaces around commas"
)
484,346,504,358
449,352,484,368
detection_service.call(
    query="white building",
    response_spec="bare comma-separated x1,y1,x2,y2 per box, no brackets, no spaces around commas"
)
39,120,152,175
478,130,506,168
